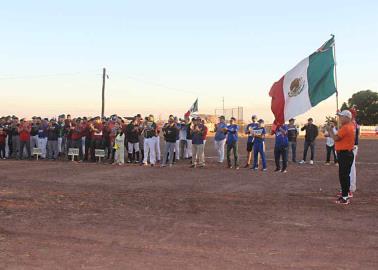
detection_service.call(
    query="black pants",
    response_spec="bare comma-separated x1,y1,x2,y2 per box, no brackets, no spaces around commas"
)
326,145,337,163
226,141,239,167
274,146,288,171
303,140,315,161
84,138,91,161
19,140,31,159
71,139,83,160
0,143,5,158
90,139,103,161
337,150,354,197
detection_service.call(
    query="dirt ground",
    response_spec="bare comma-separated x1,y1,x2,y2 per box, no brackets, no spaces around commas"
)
0,137,377,270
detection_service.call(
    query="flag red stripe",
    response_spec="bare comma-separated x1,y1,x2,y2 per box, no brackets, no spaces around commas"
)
269,76,285,125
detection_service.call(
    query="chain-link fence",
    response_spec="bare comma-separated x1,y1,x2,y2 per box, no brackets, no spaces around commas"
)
214,107,244,124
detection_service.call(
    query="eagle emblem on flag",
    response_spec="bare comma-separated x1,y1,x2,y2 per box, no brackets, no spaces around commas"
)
288,77,305,97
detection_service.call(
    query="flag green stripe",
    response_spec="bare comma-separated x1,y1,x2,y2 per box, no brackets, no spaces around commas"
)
307,48,336,107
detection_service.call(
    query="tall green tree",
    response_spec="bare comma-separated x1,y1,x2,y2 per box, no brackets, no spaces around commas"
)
346,90,378,125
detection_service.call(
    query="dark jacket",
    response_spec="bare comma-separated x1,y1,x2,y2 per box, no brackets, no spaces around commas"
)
126,123,139,143
162,123,178,143
47,124,59,141
301,124,318,142
287,124,298,142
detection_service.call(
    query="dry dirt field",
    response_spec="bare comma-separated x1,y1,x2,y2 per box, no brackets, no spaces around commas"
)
0,137,377,270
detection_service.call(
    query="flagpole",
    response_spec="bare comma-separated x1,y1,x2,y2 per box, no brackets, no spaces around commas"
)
332,34,339,111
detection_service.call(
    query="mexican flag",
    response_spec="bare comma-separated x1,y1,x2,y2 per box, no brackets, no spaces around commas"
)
269,36,336,125
184,98,198,118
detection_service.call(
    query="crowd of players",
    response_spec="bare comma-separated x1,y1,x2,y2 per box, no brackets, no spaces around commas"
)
0,113,357,170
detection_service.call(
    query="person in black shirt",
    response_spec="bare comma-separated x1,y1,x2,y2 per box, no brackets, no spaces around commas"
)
126,117,141,163
161,115,179,167
287,118,298,162
299,118,319,165
47,119,60,160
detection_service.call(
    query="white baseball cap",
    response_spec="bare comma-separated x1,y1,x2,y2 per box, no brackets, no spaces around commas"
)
337,110,352,119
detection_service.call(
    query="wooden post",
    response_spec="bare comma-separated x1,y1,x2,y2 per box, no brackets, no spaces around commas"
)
101,67,106,118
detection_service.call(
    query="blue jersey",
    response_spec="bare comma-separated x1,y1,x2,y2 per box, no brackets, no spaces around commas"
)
275,125,289,148
246,122,259,143
226,124,239,144
253,126,266,144
214,122,227,141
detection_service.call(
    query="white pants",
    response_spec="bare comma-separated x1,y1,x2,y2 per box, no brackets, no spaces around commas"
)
153,136,161,161
192,144,205,166
115,146,125,164
128,142,140,154
30,135,39,152
174,140,180,160
214,138,226,163
186,139,193,158
38,137,48,158
144,138,156,165
58,137,63,153
350,146,358,192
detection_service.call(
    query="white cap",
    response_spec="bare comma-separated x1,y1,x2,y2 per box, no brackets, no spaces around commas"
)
337,110,352,119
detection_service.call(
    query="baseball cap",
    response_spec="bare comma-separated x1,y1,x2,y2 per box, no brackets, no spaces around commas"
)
219,115,225,119
251,115,257,119
258,119,264,123
337,110,352,119
289,118,295,122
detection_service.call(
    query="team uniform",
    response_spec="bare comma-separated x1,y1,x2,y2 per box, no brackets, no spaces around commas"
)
143,122,157,166
252,126,267,170
226,124,239,168
274,125,289,172
214,122,227,163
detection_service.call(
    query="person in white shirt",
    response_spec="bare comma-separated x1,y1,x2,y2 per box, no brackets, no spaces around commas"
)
323,123,338,165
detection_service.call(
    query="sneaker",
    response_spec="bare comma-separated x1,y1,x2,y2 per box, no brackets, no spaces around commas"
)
235,166,240,170
262,168,267,172
190,164,196,168
281,169,287,173
228,165,233,169
325,162,330,165
160,164,166,168
244,164,250,168
251,167,258,171
348,191,353,198
274,168,280,172
336,197,350,205
299,160,305,164
309,160,314,165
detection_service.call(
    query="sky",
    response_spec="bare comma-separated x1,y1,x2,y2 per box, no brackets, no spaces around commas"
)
1,0,377,124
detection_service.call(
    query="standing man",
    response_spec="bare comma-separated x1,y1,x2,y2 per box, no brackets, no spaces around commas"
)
186,117,193,160
273,124,289,173
142,115,157,166
161,116,178,167
214,116,227,163
328,110,355,205
251,119,267,171
350,116,360,194
47,119,60,160
179,119,188,160
287,118,298,163
244,115,258,168
190,117,206,168
71,119,84,161
90,117,104,162
299,118,318,165
38,118,48,159
126,117,141,163
10,117,20,158
30,117,40,153
226,117,239,169
57,115,65,156
18,119,31,160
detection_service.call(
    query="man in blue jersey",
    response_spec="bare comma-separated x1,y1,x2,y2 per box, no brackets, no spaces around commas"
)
273,124,289,173
214,116,227,163
244,115,258,168
251,119,267,171
226,117,239,169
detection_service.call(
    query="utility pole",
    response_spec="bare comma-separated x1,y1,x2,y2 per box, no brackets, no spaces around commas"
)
101,67,106,118
222,96,225,115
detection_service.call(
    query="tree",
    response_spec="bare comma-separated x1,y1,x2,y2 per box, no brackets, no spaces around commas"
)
346,90,378,125
340,102,349,111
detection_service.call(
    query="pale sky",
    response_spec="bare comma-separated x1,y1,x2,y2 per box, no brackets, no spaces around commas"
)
1,0,377,124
